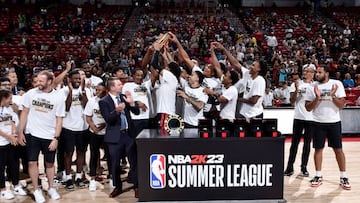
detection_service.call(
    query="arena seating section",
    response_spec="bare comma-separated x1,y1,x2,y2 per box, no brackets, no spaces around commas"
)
0,3,131,62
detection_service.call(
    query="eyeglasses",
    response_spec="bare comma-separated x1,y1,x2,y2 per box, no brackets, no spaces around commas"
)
0,83,11,86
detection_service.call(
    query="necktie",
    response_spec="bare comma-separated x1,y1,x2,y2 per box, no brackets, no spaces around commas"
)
116,96,128,130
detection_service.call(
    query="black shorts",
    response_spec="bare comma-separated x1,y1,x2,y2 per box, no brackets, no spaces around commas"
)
26,134,56,163
313,121,342,149
61,128,87,153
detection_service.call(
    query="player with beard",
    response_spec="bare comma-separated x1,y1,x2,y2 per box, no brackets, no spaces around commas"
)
61,70,89,191
18,70,65,203
305,65,351,190
83,62,103,96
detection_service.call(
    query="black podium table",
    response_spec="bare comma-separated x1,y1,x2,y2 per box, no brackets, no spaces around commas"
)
136,129,285,202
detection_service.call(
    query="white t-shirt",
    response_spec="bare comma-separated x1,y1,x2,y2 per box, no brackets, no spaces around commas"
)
0,106,18,146
240,75,266,119
154,69,178,115
220,86,238,121
237,51,245,62
62,87,87,131
83,96,106,135
85,75,103,96
122,81,151,120
183,85,209,126
290,80,314,121
267,35,278,47
263,92,274,107
22,88,66,140
278,86,291,104
86,75,103,88
12,95,22,110
305,79,346,123
203,77,221,112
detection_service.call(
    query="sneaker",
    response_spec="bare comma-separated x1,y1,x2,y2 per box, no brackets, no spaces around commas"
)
1,190,15,200
65,179,75,191
89,180,96,191
75,178,86,188
121,158,127,168
284,168,294,176
109,179,115,189
340,177,351,190
47,188,60,200
33,189,45,203
301,167,309,177
13,185,27,196
310,176,323,187
53,176,62,187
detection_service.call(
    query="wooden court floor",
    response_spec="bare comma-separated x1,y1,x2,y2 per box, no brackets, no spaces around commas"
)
2,141,359,203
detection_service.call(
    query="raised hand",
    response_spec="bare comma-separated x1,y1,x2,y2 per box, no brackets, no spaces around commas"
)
330,84,338,97
66,61,72,72
152,41,163,51
294,80,299,92
314,85,321,98
115,102,126,113
124,91,134,105
67,77,73,90
168,32,179,44
211,41,225,50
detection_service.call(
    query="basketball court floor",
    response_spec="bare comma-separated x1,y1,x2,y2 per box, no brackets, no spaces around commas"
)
3,138,359,203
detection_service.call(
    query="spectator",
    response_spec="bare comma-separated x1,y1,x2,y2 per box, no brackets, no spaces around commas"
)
343,73,355,88
263,87,274,107
277,81,291,107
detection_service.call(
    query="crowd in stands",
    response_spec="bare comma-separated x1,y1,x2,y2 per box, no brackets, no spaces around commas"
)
1,3,360,106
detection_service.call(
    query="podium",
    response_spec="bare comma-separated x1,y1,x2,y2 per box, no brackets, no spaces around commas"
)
136,129,285,202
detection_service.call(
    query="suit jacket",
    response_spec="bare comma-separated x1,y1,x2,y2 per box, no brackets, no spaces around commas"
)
99,94,140,143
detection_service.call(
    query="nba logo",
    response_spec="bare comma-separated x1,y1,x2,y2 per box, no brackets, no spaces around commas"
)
150,154,166,189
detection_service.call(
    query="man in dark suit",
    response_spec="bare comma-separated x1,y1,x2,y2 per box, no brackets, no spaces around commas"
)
99,77,140,198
